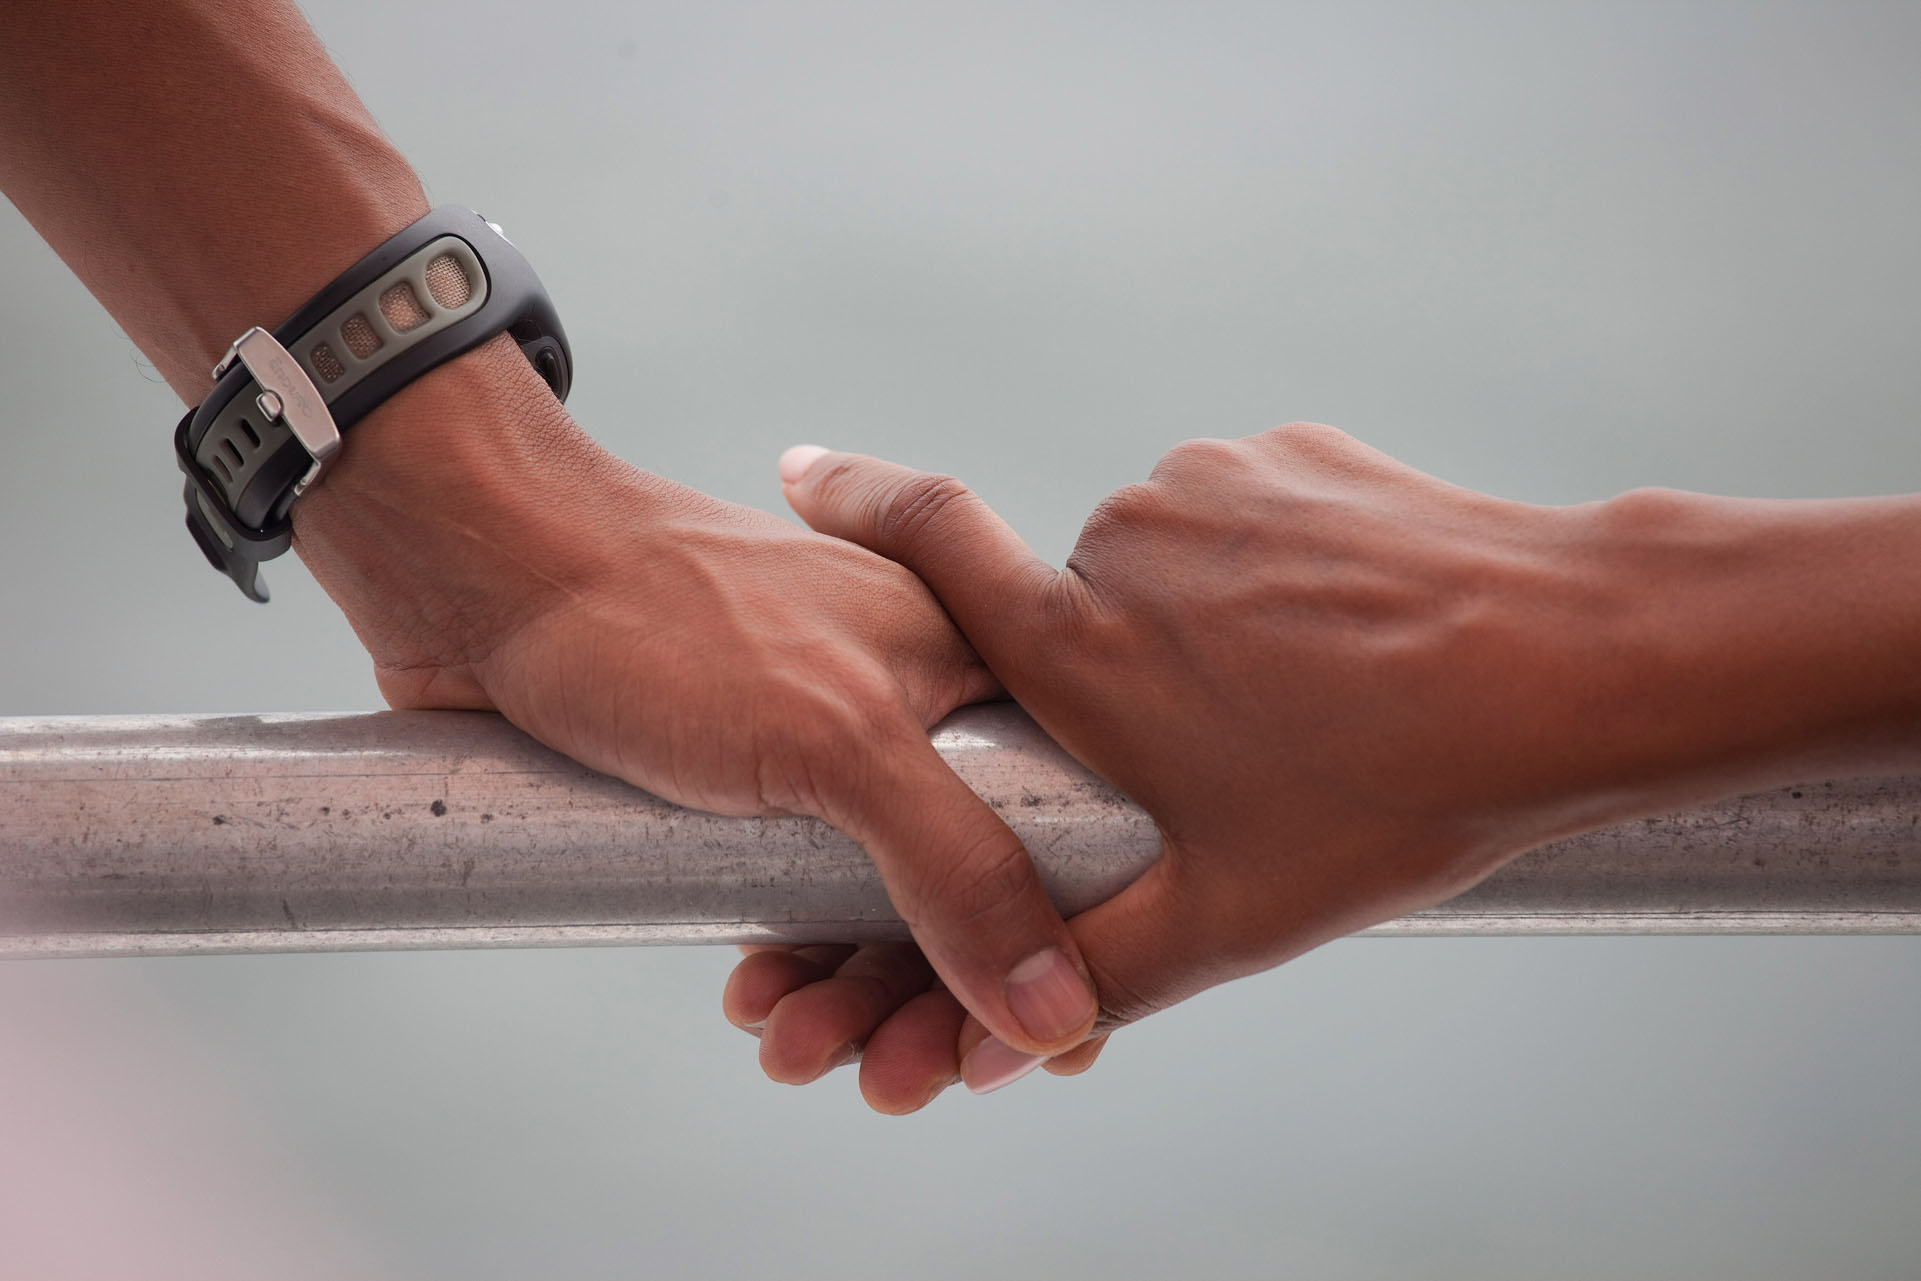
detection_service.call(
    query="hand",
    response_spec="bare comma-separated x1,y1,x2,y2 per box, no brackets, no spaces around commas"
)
4,0,1092,1100
728,423,1921,1111
291,336,1103,1070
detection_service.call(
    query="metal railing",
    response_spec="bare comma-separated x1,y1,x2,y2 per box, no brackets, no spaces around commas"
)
3,705,1918,958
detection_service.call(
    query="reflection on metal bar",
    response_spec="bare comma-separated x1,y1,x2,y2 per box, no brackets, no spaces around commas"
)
2,706,1918,959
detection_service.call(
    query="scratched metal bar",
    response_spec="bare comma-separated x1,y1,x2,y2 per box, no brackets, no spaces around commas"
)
1,707,1917,958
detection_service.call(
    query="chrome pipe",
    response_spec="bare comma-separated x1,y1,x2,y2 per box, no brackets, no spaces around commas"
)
2,707,1917,958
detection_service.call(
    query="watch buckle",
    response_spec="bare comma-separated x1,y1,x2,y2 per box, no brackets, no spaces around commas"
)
214,327,341,494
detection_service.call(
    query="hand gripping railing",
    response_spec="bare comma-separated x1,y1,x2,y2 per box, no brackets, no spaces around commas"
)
2,706,1918,958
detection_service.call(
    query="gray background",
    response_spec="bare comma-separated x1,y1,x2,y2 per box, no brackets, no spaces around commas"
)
3,0,1918,1276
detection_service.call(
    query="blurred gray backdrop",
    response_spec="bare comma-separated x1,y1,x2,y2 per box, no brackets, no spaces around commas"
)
3,1,1918,1277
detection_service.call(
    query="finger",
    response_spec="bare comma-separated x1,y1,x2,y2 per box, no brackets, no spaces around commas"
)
756,944,937,1085
954,851,1229,1093
722,944,859,1030
958,1013,1108,1083
1043,1035,1108,1077
859,988,971,1115
777,447,1056,671
826,727,1100,1066
951,1011,1046,1095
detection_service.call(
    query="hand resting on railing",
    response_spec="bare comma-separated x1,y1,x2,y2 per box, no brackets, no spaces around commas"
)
724,423,1921,1111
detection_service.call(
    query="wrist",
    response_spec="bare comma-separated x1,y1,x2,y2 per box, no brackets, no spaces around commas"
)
288,334,616,689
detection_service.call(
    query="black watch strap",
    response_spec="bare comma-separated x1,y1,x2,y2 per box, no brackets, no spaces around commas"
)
174,205,573,602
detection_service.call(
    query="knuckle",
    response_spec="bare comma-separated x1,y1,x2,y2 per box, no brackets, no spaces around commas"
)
871,472,975,552
1061,485,1168,634
1072,483,1163,567
1595,485,1695,537
1261,420,1351,458
1082,481,1161,534
1147,436,1245,484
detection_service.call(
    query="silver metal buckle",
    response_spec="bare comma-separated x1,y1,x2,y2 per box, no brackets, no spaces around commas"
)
212,327,341,497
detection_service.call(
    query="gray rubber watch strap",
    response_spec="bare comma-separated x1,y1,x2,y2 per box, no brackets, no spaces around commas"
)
191,236,491,525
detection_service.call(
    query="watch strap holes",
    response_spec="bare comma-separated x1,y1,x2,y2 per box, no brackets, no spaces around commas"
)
424,253,472,309
237,418,261,447
310,342,345,383
379,281,431,333
210,453,233,483
341,313,382,359
219,439,244,468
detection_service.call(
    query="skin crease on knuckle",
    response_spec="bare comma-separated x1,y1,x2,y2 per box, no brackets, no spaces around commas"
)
895,822,1039,937
870,472,976,557
790,453,869,532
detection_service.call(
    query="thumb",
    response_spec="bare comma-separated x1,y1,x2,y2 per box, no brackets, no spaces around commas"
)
826,723,1101,1065
779,444,1102,1071
954,852,1238,1093
778,446,1055,666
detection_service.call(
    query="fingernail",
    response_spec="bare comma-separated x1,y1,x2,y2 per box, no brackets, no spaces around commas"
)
1004,947,1096,1044
778,444,830,484
961,1037,1047,1095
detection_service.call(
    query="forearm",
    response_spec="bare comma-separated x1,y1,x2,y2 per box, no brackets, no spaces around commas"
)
1563,487,1921,816
0,0,427,397
0,0,611,651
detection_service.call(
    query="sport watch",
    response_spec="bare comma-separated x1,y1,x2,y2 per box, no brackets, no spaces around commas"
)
173,205,573,601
